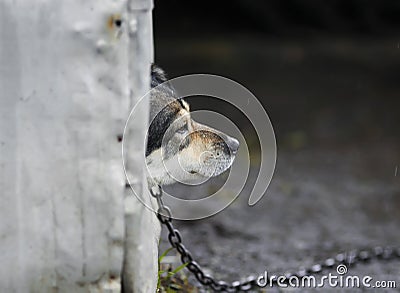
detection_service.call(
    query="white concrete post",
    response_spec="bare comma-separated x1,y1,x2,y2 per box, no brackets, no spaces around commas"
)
0,0,156,292
122,0,161,292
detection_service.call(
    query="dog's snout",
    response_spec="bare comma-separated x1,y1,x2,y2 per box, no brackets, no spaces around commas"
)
227,137,239,155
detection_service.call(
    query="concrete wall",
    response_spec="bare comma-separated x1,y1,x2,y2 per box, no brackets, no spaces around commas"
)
0,0,157,292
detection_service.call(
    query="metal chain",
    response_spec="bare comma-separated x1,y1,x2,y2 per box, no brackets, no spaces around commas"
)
151,186,400,291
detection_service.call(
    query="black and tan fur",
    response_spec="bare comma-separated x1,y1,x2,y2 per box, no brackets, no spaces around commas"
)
146,65,239,186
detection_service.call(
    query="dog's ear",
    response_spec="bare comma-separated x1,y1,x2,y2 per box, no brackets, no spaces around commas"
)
151,64,168,88
151,64,176,97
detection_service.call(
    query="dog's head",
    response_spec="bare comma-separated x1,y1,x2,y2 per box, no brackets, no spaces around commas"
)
146,65,239,186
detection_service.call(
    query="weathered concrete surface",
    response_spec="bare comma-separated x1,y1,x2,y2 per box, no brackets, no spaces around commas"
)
0,1,129,291
0,0,156,291
122,0,160,292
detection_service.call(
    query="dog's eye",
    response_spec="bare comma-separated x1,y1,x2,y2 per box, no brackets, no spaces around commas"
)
177,123,188,134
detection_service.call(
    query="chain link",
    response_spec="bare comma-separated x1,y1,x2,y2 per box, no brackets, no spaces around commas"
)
151,186,400,291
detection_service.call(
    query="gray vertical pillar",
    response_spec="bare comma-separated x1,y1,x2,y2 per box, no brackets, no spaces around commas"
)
0,0,156,292
122,0,160,292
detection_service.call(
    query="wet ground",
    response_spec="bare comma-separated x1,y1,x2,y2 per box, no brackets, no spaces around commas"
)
157,36,400,292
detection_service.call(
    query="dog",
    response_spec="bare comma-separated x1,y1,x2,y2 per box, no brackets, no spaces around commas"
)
146,65,239,187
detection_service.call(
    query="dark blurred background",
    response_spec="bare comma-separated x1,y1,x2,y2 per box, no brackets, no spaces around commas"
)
154,0,400,149
155,1,400,291
155,0,400,35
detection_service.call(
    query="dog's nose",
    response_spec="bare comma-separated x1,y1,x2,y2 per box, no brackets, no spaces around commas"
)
227,137,239,155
